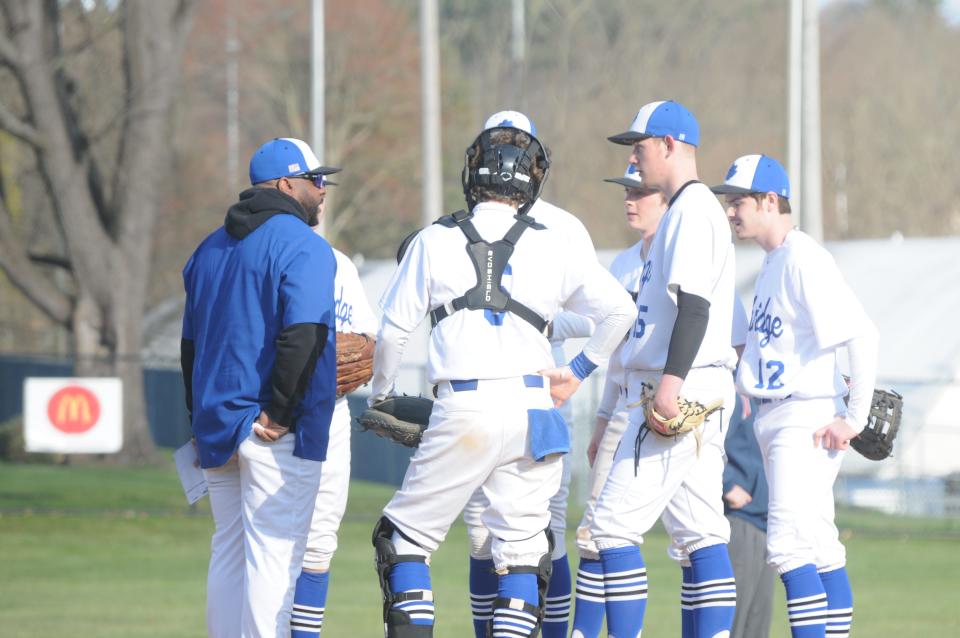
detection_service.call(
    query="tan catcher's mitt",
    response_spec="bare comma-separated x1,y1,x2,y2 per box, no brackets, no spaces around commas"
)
336,332,375,398
627,381,724,454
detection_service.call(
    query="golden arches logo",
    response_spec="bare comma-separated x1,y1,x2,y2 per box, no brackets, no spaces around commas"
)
47,386,101,434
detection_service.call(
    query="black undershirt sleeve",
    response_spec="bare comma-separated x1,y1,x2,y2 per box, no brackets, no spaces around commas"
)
180,338,195,417
265,322,330,428
663,289,710,380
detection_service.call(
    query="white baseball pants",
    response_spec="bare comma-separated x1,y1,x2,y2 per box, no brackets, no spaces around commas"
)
575,405,629,559
303,399,352,571
204,430,323,638
384,376,562,569
590,367,733,560
753,395,847,574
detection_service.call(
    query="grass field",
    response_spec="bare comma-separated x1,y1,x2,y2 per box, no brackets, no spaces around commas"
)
1,462,958,637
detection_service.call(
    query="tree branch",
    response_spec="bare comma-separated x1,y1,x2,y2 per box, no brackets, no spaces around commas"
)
0,191,73,326
0,98,42,147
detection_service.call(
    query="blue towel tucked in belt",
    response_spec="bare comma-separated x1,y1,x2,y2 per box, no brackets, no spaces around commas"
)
528,408,570,461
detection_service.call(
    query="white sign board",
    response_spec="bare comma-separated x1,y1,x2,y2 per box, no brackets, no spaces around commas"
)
24,377,123,454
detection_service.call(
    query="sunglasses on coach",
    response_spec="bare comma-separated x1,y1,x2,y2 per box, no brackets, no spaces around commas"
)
289,172,327,188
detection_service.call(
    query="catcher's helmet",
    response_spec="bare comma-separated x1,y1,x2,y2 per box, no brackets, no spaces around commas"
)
461,119,550,215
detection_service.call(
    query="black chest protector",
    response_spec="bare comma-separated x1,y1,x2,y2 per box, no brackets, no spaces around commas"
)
430,209,549,333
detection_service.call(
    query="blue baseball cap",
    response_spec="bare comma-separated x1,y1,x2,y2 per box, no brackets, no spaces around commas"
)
711,154,790,199
603,163,647,188
608,100,700,147
248,137,341,185
483,110,537,137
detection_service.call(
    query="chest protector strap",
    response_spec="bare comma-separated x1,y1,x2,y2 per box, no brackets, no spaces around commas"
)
430,209,548,333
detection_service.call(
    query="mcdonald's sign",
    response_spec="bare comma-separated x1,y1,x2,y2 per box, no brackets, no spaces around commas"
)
47,386,101,433
24,378,122,454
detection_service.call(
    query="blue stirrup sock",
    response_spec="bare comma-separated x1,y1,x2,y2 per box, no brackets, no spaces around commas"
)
681,564,695,638
600,546,648,638
389,561,435,627
685,544,737,638
781,563,828,638
542,555,571,638
291,570,329,637
492,572,539,638
572,557,605,638
819,566,853,638
469,557,497,638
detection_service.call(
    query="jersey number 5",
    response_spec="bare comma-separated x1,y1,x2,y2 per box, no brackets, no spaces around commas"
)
755,359,785,390
632,304,649,339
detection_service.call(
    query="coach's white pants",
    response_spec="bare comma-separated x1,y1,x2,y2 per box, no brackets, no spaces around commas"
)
204,431,324,638
384,377,561,569
575,404,629,559
754,395,847,574
303,399,352,571
590,367,733,560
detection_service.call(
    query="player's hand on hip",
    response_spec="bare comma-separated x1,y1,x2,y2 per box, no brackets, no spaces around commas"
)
724,484,753,509
253,410,290,442
813,417,858,450
539,365,581,407
587,417,609,467
739,394,752,419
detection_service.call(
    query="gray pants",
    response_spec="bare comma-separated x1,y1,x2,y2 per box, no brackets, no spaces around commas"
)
728,515,775,638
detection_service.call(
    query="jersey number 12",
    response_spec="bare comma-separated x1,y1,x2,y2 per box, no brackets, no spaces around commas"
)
755,359,785,390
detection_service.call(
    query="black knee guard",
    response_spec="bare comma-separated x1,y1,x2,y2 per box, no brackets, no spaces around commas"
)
372,516,433,638
484,528,555,638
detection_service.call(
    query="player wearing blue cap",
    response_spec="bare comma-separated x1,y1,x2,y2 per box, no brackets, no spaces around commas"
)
712,154,878,638
182,137,339,637
588,101,739,638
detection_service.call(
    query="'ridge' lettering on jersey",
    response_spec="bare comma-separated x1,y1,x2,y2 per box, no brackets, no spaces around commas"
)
748,295,783,347
335,285,354,327
484,249,494,302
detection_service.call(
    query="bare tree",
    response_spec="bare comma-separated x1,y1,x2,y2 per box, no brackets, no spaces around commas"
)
0,0,197,461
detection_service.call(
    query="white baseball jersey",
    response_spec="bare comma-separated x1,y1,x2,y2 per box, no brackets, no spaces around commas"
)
619,181,737,372
333,248,378,336
736,229,874,400
380,201,628,383
528,198,598,265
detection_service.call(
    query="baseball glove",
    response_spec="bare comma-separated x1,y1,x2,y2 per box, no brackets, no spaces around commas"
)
627,382,724,454
357,395,434,448
850,388,903,461
336,332,375,398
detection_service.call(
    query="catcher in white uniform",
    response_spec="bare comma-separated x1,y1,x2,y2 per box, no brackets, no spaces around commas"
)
369,117,635,638
588,101,739,638
460,112,598,638
290,189,379,636
712,154,878,638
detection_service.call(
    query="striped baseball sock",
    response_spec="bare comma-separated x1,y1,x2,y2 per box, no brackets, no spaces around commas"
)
542,555,572,637
388,561,435,627
819,567,853,638
680,564,695,638
291,570,328,636
571,557,605,638
685,544,737,637
469,557,497,638
781,564,828,637
600,546,648,638
492,572,539,638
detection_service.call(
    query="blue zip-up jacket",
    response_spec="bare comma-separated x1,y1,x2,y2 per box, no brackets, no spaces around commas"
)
182,187,337,469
